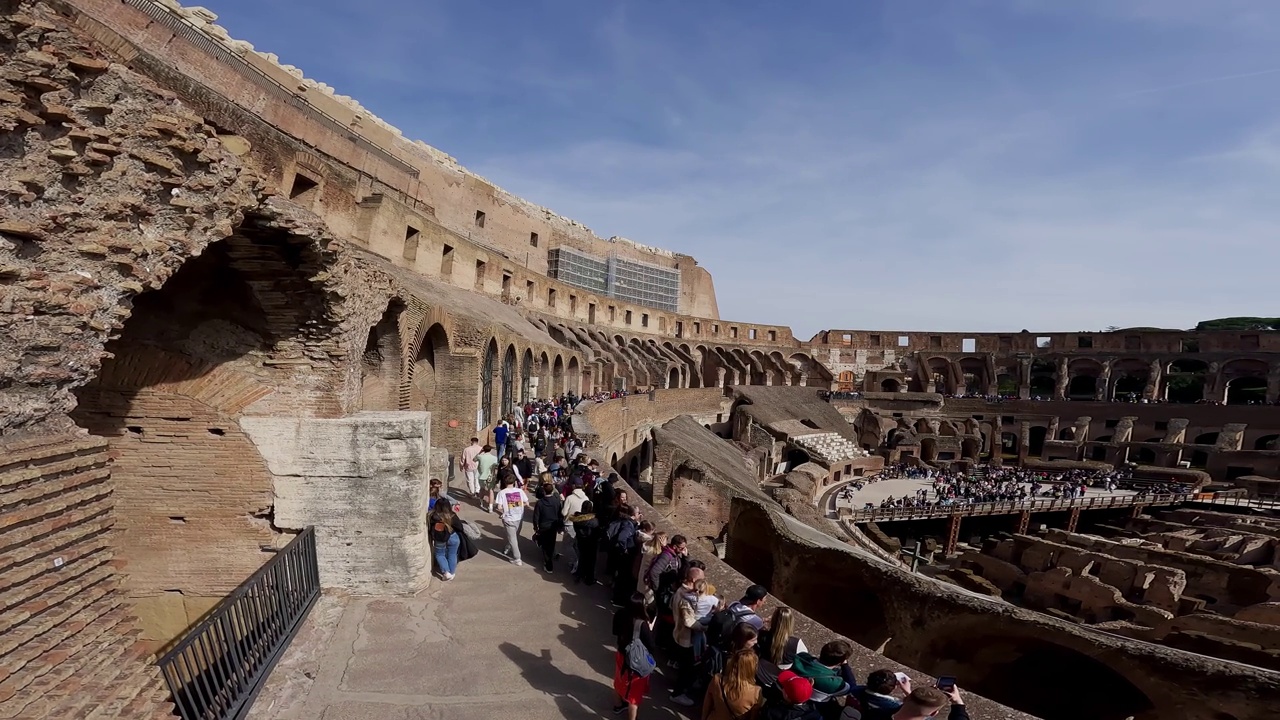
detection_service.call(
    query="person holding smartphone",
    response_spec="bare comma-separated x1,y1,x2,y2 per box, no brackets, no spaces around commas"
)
853,669,911,720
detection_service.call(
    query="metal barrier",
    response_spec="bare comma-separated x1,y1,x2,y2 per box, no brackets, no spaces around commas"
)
844,494,1187,523
158,527,320,720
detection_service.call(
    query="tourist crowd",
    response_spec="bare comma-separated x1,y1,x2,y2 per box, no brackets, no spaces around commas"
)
427,393,972,719
867,463,1138,511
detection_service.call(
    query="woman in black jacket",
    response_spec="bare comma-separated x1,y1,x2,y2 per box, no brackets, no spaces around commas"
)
532,481,564,572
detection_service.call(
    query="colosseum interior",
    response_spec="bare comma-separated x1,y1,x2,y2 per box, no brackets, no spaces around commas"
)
2,1,1278,719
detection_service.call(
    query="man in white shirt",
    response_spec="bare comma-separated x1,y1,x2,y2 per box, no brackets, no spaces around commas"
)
494,475,530,566
460,437,482,497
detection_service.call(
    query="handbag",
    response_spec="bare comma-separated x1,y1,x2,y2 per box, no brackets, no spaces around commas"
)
461,519,482,541
458,531,479,562
625,620,656,677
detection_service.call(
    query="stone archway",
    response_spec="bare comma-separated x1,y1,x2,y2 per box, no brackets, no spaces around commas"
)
69,232,336,646
481,340,498,428
412,323,450,410
361,301,405,411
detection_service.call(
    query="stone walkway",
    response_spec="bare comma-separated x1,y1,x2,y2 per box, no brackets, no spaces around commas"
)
246,489,689,720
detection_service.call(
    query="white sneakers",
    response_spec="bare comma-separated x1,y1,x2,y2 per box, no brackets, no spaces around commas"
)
443,573,455,581
513,559,523,566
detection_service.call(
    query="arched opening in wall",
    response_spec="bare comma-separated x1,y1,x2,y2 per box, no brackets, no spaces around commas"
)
1164,359,1209,404
70,231,330,647
1028,375,1055,399
1135,447,1158,464
1195,432,1219,447
961,438,980,459
1000,432,1019,457
552,355,565,396
412,323,449,409
480,340,497,428
958,358,987,395
1227,376,1267,405
361,300,405,411
501,345,516,417
521,349,533,403
1110,359,1149,400
628,455,639,482
1029,359,1056,399
923,630,1154,720
1067,374,1097,400
996,372,1018,396
1090,445,1109,461
1058,428,1076,441
1028,426,1048,456
927,358,952,394
881,378,901,393
1255,434,1280,451
668,366,680,389
567,357,581,396
610,453,619,471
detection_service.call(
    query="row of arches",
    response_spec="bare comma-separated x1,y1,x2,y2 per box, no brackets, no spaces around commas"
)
535,321,832,393
914,355,1275,404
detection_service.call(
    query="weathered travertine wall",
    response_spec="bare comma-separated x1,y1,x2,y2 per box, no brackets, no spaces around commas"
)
242,413,433,594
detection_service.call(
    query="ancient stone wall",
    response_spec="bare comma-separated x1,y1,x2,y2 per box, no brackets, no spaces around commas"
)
242,412,432,594
0,434,173,718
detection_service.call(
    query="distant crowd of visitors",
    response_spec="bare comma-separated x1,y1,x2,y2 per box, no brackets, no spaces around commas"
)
863,463,1139,511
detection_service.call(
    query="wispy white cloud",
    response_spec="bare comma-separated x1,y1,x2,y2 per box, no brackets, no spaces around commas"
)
209,0,1280,335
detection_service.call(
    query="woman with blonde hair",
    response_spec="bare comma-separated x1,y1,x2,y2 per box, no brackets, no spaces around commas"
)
638,529,667,602
758,606,808,670
702,641,763,719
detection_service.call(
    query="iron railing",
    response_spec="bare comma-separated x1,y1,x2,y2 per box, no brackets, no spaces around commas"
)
842,493,1187,523
158,527,321,720
843,492,1280,523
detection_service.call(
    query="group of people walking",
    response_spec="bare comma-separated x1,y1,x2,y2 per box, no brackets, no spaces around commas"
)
428,394,973,720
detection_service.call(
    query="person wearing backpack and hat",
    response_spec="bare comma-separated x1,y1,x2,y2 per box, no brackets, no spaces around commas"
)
761,671,823,720
612,592,656,720
790,639,857,717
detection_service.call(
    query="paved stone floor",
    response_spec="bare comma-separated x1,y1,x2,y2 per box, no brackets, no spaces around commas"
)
246,492,689,720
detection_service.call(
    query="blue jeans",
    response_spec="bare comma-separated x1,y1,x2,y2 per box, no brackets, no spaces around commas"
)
434,533,460,575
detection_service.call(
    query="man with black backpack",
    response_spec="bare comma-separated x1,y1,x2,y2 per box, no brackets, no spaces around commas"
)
700,584,769,683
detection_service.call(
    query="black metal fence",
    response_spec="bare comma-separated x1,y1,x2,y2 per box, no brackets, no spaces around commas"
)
158,527,320,720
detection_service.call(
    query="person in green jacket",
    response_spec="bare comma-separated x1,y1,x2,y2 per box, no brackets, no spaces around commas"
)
789,639,855,703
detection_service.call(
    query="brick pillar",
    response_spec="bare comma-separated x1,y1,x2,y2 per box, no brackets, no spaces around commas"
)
1017,510,1031,534
1067,506,1081,533
945,514,962,555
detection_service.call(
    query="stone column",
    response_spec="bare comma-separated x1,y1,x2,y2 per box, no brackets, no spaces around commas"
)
1144,359,1163,401
1054,358,1069,400
1019,358,1032,400
1096,361,1112,401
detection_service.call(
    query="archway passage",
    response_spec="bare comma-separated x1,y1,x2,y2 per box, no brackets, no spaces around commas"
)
567,356,581,396
668,367,680,389
1256,434,1280,451
1165,359,1209,404
1227,376,1266,405
1028,426,1048,456
1067,374,1097,400
501,345,516,417
997,373,1018,396
481,340,497,428
412,323,449,409
521,349,533,404
361,301,404,411
70,234,323,646
881,378,901,392
1029,376,1055,399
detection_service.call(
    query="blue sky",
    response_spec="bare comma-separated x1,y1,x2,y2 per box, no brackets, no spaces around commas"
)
207,0,1280,337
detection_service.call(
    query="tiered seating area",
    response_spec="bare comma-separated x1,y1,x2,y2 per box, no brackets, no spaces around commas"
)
793,432,869,464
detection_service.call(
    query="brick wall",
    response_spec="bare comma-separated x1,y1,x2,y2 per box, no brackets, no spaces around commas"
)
0,433,173,718
74,382,279,645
